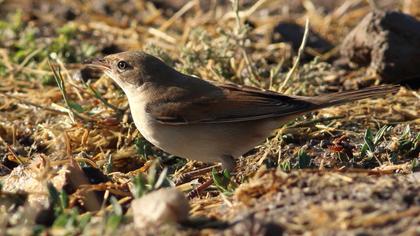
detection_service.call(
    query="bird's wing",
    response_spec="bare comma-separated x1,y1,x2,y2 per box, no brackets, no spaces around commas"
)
145,82,316,125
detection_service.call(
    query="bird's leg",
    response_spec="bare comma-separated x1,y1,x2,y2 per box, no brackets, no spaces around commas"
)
186,155,236,199
220,155,236,173
174,164,220,185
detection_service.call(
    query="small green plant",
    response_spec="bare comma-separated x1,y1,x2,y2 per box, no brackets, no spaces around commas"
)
295,149,312,169
279,160,291,172
0,10,24,39
360,126,391,158
46,184,92,234
132,173,148,199
134,137,154,161
211,168,237,195
397,126,419,156
411,158,420,171
49,23,97,63
105,196,123,235
47,183,67,216
131,163,171,198
0,11,97,81
391,125,419,166
179,27,236,80
49,60,90,123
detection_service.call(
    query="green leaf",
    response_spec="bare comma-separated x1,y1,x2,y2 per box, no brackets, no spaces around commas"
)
11,10,23,31
364,128,375,152
47,183,61,213
106,214,123,233
147,161,158,188
68,100,84,113
400,125,411,140
13,49,28,63
59,190,69,209
57,23,76,38
373,125,390,145
110,196,122,216
360,143,368,158
32,225,46,236
222,169,231,179
297,149,311,168
132,174,147,198
411,159,420,171
211,168,231,193
134,137,153,160
78,213,92,230
41,75,55,86
390,152,398,164
154,167,170,189
53,213,70,228
279,160,291,172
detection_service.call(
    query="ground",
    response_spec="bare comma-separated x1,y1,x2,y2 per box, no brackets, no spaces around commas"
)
0,0,419,235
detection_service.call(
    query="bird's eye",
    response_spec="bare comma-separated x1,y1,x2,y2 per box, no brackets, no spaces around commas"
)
117,61,129,71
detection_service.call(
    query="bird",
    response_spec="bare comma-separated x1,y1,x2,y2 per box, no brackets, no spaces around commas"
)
86,51,399,172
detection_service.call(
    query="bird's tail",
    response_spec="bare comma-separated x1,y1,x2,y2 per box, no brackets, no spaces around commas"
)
311,85,400,108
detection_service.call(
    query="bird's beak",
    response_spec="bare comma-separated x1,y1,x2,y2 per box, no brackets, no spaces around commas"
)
84,58,111,71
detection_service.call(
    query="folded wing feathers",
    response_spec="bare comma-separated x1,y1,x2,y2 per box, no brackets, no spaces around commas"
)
147,84,399,125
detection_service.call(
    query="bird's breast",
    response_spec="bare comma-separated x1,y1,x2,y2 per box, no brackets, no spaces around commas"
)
127,97,180,155
128,101,158,143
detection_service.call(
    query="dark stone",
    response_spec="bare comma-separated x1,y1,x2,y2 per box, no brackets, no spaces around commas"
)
72,67,103,82
340,10,420,86
271,22,333,61
82,166,109,184
63,8,77,21
263,222,284,236
35,207,55,226
101,44,124,55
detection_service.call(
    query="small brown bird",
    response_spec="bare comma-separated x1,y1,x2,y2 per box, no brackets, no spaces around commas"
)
87,51,398,171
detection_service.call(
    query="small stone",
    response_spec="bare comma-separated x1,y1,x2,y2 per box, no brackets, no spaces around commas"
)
132,188,189,229
1,156,67,208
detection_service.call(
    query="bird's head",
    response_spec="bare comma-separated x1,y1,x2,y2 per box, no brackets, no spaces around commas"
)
86,51,173,92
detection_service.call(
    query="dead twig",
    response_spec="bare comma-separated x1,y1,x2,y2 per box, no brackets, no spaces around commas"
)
279,18,310,93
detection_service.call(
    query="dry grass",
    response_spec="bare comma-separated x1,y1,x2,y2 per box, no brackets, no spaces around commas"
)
0,0,419,235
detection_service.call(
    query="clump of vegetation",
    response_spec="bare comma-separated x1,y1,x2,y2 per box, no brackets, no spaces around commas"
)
0,10,96,84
